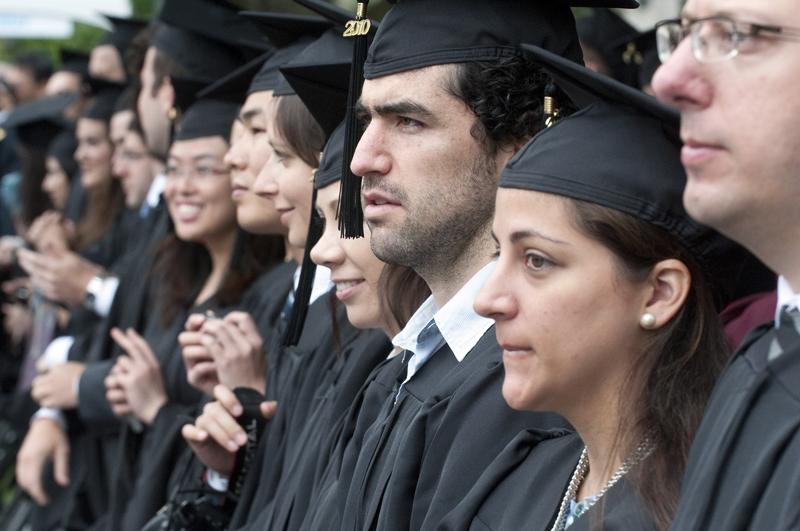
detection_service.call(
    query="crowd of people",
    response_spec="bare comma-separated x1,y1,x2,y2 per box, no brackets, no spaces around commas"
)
0,0,796,529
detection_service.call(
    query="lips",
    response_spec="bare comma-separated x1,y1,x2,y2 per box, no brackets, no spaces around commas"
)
362,190,401,219
332,278,365,302
681,137,725,168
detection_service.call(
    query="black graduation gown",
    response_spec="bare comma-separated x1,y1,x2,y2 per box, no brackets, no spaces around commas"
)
228,292,350,528
668,323,800,530
327,326,567,531
240,328,392,531
435,430,658,531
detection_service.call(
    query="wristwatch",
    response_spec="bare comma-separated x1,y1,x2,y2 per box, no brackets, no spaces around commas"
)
84,275,105,311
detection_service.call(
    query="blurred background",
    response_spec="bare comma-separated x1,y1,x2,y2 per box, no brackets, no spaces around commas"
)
0,0,683,65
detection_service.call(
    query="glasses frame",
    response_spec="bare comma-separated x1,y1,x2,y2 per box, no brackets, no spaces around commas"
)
656,15,800,64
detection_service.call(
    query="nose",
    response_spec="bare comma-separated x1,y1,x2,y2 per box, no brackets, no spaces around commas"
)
252,159,278,197
310,216,345,268
350,122,391,179
473,261,518,322
652,38,713,112
225,137,248,170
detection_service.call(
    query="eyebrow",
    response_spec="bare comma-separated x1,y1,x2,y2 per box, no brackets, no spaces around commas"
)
356,98,434,120
239,108,263,124
510,229,568,246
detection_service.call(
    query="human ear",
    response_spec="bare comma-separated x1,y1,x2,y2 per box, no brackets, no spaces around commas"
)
639,259,691,330
157,76,175,116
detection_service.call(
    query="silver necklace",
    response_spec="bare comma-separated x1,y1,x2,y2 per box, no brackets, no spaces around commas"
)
548,438,655,531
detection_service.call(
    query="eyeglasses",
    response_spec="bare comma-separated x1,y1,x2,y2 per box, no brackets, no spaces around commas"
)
655,15,800,64
165,164,230,181
119,150,148,162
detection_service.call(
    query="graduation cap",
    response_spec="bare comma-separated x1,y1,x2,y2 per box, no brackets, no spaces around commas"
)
170,76,212,119
58,49,90,79
47,129,79,180
99,15,148,58
280,29,352,138
82,79,125,122
240,12,333,95
173,98,239,142
604,28,659,90
505,43,752,308
577,9,646,87
196,52,272,103
157,0,270,56
2,94,73,149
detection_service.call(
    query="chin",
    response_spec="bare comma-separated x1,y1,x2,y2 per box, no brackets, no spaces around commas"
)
501,378,538,412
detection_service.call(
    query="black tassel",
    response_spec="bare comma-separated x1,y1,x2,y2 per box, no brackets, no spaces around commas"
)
282,187,323,347
337,0,370,238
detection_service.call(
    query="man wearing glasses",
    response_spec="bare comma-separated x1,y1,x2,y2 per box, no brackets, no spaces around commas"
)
653,2,800,529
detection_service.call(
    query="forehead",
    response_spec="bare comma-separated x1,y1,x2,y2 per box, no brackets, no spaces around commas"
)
77,118,106,137
360,64,459,109
684,0,797,21
169,136,227,159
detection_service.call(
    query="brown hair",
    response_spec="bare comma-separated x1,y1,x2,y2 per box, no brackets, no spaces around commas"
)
379,264,431,336
273,94,325,168
72,120,125,252
154,229,285,326
150,48,188,98
567,199,729,530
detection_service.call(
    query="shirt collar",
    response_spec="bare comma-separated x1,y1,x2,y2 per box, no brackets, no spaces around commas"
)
145,173,167,209
392,260,496,362
293,264,333,305
775,275,800,326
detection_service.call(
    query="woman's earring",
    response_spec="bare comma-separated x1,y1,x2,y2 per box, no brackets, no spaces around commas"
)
639,313,657,330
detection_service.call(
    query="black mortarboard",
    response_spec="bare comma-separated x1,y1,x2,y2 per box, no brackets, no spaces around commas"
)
578,9,641,86
280,28,353,137
2,94,73,149
316,121,345,190
99,15,148,58
59,49,90,79
158,0,269,55
507,44,752,308
47,129,79,180
170,76,211,119
197,52,271,102
173,99,239,142
605,28,659,90
240,12,333,95
82,81,124,122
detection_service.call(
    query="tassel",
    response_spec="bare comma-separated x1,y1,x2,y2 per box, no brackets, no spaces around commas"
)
282,187,323,347
337,0,370,238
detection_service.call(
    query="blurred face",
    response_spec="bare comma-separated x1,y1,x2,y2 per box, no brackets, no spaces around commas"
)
42,156,70,211
652,0,800,256
89,44,126,82
75,118,113,191
312,181,386,330
45,71,86,119
351,64,501,270
253,105,315,248
474,189,648,415
114,130,155,209
137,47,170,156
225,91,284,235
110,110,135,152
165,136,237,245
5,65,39,103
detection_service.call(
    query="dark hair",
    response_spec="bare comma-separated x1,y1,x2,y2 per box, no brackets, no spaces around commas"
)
128,114,145,138
379,264,431,335
125,25,153,81
273,95,325,168
13,53,53,84
16,145,52,226
445,54,570,155
154,229,285,326
566,199,729,530
150,48,188,97
73,119,125,251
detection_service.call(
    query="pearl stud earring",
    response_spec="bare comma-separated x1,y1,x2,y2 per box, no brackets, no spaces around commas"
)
640,313,657,330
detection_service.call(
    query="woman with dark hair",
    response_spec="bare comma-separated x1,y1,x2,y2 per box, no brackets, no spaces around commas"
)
41,130,78,212
432,48,753,531
100,98,285,531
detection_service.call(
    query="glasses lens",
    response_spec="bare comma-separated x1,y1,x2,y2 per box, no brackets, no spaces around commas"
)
693,18,737,62
656,21,683,63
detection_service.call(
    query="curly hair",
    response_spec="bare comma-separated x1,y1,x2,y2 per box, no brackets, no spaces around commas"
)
444,54,572,155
